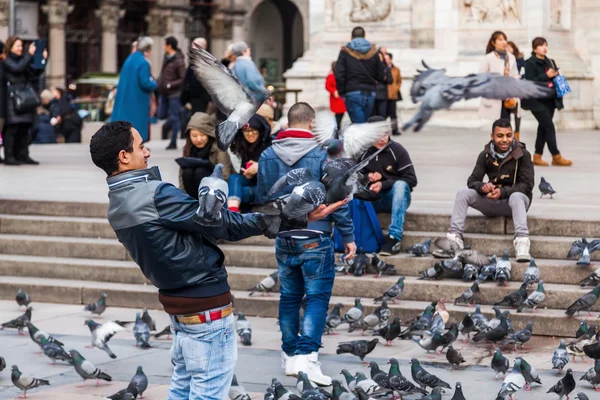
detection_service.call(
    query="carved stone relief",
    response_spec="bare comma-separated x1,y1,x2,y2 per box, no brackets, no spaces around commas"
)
462,0,520,24
349,0,392,23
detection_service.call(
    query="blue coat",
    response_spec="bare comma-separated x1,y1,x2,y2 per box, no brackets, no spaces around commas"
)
111,52,157,141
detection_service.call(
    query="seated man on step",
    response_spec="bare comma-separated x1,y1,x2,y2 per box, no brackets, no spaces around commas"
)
446,118,534,262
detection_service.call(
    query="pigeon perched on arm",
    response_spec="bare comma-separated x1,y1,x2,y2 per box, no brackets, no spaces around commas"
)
196,164,229,226
405,239,432,257
11,365,50,397
518,281,546,313
496,359,525,400
15,289,31,308
568,238,600,266
547,369,576,399
491,348,510,379
539,177,556,199
248,271,279,297
133,312,151,349
373,277,404,304
336,338,379,364
552,340,570,374
1,306,32,335
410,358,451,390
69,350,112,385
455,281,480,306
84,319,125,359
565,284,600,316
130,366,148,398
236,312,252,346
523,258,541,286
324,303,342,335
84,293,107,316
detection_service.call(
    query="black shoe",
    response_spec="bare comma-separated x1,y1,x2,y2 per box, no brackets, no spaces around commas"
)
4,157,21,165
379,236,402,256
21,157,39,165
165,144,177,150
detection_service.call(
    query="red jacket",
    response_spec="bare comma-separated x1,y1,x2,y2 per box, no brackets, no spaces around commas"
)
325,73,346,114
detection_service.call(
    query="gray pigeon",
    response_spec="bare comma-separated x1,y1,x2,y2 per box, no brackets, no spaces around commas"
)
84,319,125,359
69,350,112,384
575,393,589,400
403,60,553,132
579,359,600,390
471,304,489,333
152,325,171,340
353,371,389,396
106,381,138,400
26,321,64,349
11,365,49,397
405,239,432,257
229,374,251,400
462,264,478,281
547,369,576,399
552,339,569,373
39,336,73,364
451,382,466,400
517,356,542,390
0,306,31,334
566,284,600,316
459,313,475,342
386,358,428,397
130,366,148,398
446,345,466,370
499,321,533,351
523,258,541,286
336,338,379,364
349,308,382,334
325,303,343,335
15,289,31,308
133,312,151,349
84,293,107,316
341,298,363,325
518,281,546,313
236,312,252,346
297,371,329,399
494,282,528,308
494,250,512,286
539,177,556,198
341,369,357,391
272,379,301,400
477,255,497,282
491,348,509,379
332,379,357,400
248,271,279,296
196,164,229,226
410,358,451,390
0,356,5,372
579,268,600,287
496,359,525,399
454,281,480,306
141,308,156,331
568,238,600,266
189,44,269,151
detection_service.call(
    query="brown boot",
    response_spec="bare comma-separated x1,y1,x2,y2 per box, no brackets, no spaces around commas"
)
533,153,549,166
551,153,573,166
514,131,520,142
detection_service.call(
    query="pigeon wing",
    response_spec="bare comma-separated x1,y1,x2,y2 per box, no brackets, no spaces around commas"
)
97,321,125,343
80,359,99,377
443,73,553,102
268,168,315,198
339,120,391,160
312,112,338,145
589,240,600,254
568,240,584,258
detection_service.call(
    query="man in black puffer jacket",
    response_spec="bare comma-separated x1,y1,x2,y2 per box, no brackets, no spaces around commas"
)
334,26,386,123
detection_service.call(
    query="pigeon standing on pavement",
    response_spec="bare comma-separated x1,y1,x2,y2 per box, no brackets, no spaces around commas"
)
0,356,5,372
410,358,451,390
248,271,279,297
539,177,556,199
405,239,432,257
133,312,151,349
446,345,466,369
459,312,475,342
336,338,379,364
500,321,533,351
341,298,364,325
11,365,50,397
387,358,428,397
579,359,600,391
354,371,388,396
491,348,510,379
472,313,509,345
494,250,512,286
324,303,342,335
367,361,390,390
350,307,383,334
229,374,251,400
553,340,570,374
495,282,528,308
373,277,404,304
332,380,356,400
471,304,489,333
141,308,156,331
518,281,546,313
106,381,139,400
575,393,589,400
517,357,542,391
547,369,576,399
566,284,600,316
373,317,401,346
451,382,466,400
26,321,64,350
455,281,480,306
496,359,525,400
523,258,541,286
39,336,73,364
15,289,31,308
236,312,252,346
297,371,329,399
69,350,112,385
568,238,600,266
130,366,148,398
0,306,32,335
84,293,107,316
84,319,125,359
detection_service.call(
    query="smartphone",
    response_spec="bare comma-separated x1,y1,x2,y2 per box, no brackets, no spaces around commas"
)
31,39,47,70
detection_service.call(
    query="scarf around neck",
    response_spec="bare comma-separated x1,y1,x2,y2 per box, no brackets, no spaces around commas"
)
489,140,515,160
494,50,510,76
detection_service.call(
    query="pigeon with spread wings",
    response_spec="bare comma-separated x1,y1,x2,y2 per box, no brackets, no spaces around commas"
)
404,60,554,132
189,44,269,151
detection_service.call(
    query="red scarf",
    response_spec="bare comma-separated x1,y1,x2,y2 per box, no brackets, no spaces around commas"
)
275,129,314,140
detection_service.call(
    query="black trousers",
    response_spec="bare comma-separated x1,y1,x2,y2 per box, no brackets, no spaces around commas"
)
4,123,31,161
387,100,399,134
335,113,344,131
373,99,388,118
531,106,559,155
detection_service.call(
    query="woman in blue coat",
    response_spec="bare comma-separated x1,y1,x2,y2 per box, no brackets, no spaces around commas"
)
110,37,157,141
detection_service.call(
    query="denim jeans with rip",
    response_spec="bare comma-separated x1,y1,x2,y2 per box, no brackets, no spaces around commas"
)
372,180,412,241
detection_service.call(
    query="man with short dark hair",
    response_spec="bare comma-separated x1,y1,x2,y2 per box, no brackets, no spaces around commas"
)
446,118,534,261
334,26,386,123
158,36,186,150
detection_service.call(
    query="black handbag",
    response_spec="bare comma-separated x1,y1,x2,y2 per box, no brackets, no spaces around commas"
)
8,83,41,114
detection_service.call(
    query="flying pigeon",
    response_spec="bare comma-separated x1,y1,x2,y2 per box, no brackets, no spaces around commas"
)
39,336,73,364
15,289,31,308
374,277,404,303
1,306,31,335
130,366,148,398
494,250,512,286
459,312,475,342
566,284,600,316
324,303,342,335
11,365,50,397
403,60,553,132
547,369,576,399
523,258,541,286
373,317,401,346
435,259,464,279
26,321,64,350
446,345,466,370
369,254,396,278
539,177,556,199
133,312,151,349
553,340,570,373
454,281,480,306
69,349,112,385
518,281,546,313
491,348,510,379
568,238,600,266
517,356,542,391
189,44,269,151
141,308,156,331
405,239,432,257
336,338,379,364
579,359,600,391
341,298,364,325
236,312,252,346
580,268,600,287
248,271,279,297
84,319,125,359
84,293,107,316
106,381,138,400
410,358,451,390
496,359,525,400
432,237,462,258
495,282,528,308
229,374,251,400
387,358,428,397
499,321,533,351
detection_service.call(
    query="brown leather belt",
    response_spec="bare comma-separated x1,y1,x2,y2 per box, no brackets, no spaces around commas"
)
175,304,233,325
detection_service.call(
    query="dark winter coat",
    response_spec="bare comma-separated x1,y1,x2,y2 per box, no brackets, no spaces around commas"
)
31,110,56,144
359,139,417,192
521,54,563,112
375,65,392,100
334,39,386,95
157,50,186,96
4,52,45,125
467,141,534,202
180,66,211,113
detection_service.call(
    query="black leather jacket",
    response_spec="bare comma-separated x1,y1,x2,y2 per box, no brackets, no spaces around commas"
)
4,52,45,125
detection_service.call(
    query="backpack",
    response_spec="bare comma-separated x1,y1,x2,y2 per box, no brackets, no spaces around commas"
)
333,200,384,254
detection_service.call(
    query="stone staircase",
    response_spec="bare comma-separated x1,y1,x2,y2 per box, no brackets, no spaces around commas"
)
0,199,599,338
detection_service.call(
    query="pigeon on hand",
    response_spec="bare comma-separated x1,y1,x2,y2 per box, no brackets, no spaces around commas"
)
553,340,570,374
248,271,279,297
566,284,600,316
373,277,404,303
579,359,600,391
491,348,510,379
130,366,148,398
455,281,480,306
332,380,357,400
410,358,451,390
26,321,64,350
387,358,428,397
496,359,525,400
141,308,156,331
373,317,401,346
517,356,542,391
106,381,138,400
405,239,432,257
450,382,466,400
579,268,600,287
324,303,343,335
236,312,252,346
446,345,466,370
152,325,171,340
336,338,379,364
499,321,533,351
0,306,31,335
494,250,512,286
189,44,269,152
196,164,229,226
229,374,251,400
518,281,546,313
341,298,364,325
84,319,125,359
568,238,600,266
539,177,556,199
495,282,528,308
403,60,553,132
15,289,31,308
11,365,50,397
369,254,396,278
459,312,475,342
133,312,151,349
69,349,112,385
547,369,576,399
84,293,107,316
39,336,73,364
523,258,541,286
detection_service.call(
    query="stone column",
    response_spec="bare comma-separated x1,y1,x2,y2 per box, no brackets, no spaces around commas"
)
145,5,167,77
0,0,9,39
42,0,74,89
95,0,123,73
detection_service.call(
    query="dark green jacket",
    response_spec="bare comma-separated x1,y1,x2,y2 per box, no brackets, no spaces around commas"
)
521,54,563,112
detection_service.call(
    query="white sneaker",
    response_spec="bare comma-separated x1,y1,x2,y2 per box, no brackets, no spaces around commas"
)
514,237,531,262
281,352,297,376
446,233,465,250
293,352,332,386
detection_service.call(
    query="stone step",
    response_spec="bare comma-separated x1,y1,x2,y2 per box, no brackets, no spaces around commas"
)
0,275,590,338
0,214,116,239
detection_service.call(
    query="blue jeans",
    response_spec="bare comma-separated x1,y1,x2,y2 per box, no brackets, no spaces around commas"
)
159,95,182,146
372,180,412,241
276,235,335,356
228,173,257,204
344,91,375,123
168,314,237,400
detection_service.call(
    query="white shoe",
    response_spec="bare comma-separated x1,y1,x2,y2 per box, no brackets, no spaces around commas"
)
446,233,465,250
281,352,297,376
514,237,531,262
293,352,332,386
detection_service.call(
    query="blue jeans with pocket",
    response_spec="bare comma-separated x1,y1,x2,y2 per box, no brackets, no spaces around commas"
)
159,95,182,146
168,313,237,400
344,91,375,123
228,173,257,204
276,235,335,356
372,180,412,241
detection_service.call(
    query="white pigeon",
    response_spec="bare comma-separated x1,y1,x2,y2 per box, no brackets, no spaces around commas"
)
84,320,125,359
497,359,526,400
